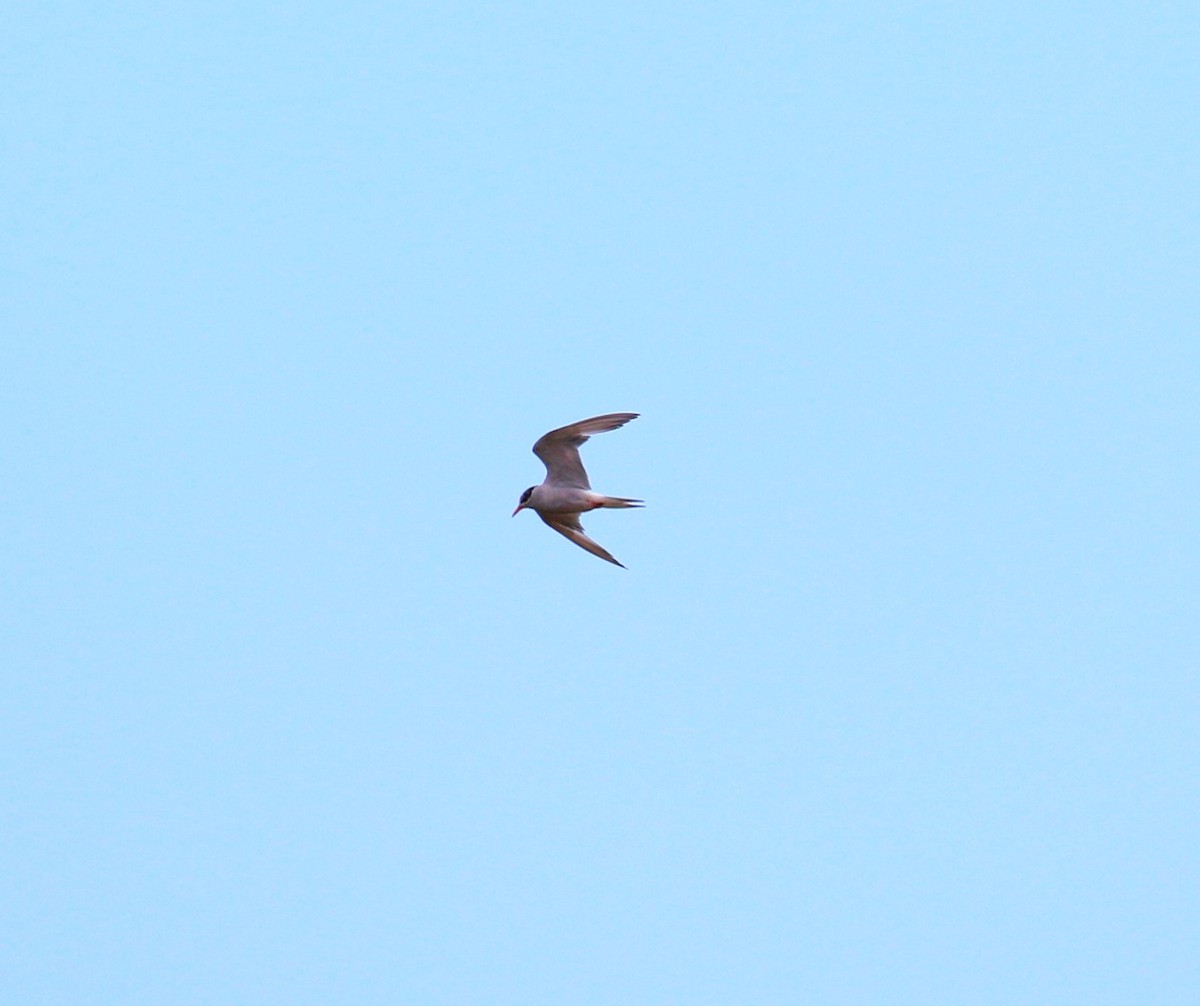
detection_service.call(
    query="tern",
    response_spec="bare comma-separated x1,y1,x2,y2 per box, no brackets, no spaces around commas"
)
512,412,643,567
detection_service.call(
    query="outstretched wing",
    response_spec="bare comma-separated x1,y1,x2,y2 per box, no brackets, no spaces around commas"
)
538,512,625,568
532,413,639,489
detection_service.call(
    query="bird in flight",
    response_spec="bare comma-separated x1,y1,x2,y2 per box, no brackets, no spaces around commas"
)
512,412,643,567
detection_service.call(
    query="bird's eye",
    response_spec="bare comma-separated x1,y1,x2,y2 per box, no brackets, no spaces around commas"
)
520,487,534,503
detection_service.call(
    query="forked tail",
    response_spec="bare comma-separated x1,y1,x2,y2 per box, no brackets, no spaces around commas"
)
596,496,645,508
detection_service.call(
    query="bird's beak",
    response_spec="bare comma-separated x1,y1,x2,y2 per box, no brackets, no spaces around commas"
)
511,503,524,517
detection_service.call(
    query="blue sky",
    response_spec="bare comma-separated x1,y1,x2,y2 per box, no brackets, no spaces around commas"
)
4,3,1198,1003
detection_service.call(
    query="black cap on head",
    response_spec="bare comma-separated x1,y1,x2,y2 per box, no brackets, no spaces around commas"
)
519,487,534,504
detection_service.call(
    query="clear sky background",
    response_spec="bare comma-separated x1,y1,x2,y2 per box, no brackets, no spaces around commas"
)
4,3,1197,1003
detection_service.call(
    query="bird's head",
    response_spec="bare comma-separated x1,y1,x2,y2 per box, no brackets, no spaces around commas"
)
511,486,535,516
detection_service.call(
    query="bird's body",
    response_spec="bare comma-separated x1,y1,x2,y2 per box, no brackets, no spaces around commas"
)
521,485,610,513
512,413,643,567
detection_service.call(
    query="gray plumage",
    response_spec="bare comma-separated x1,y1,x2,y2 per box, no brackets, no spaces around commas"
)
512,413,643,567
